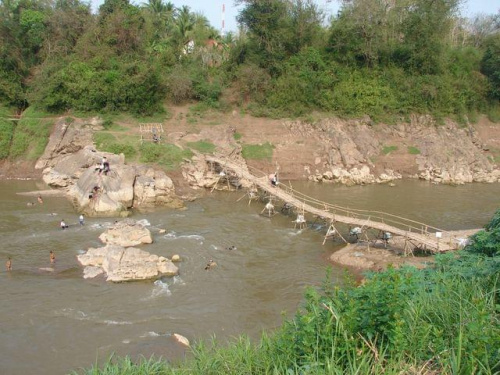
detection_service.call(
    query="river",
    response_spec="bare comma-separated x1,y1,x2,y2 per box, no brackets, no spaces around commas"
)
0,179,498,375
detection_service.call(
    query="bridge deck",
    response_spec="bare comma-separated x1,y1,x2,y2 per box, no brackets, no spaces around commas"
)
206,156,458,252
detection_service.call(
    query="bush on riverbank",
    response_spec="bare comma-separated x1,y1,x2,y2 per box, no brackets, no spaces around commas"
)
74,211,500,375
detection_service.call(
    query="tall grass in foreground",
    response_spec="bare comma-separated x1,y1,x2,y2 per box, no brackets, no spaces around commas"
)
73,211,500,375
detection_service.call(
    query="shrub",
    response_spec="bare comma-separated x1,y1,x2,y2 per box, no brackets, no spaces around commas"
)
465,209,500,257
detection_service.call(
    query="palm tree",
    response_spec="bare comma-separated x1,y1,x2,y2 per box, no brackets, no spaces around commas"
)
175,5,195,43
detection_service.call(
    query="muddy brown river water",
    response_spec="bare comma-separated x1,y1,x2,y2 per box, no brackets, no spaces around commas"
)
0,179,498,375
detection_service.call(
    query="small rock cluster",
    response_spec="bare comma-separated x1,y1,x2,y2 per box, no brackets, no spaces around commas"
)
308,166,402,186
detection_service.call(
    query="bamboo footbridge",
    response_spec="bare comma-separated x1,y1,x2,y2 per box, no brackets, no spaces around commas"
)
206,156,461,253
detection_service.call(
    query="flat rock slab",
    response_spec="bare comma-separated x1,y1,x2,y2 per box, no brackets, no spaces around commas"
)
99,219,153,247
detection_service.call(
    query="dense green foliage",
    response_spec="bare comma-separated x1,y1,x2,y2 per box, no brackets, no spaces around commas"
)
75,210,500,375
0,0,498,120
466,209,500,257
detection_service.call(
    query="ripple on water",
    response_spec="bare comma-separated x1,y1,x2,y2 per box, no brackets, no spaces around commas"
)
141,280,172,301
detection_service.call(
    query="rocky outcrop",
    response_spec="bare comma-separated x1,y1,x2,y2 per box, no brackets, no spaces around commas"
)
99,219,153,247
77,244,179,282
182,155,253,190
172,333,190,347
133,166,183,208
282,115,499,186
37,117,183,216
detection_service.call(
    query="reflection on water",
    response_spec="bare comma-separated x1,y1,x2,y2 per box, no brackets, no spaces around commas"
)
0,179,498,375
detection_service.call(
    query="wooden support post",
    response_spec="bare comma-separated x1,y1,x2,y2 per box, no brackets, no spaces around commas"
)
323,221,348,245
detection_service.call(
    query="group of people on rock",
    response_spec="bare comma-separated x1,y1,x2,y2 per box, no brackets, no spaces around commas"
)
95,156,110,176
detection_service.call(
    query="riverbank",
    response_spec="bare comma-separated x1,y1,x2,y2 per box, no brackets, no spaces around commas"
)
330,229,480,272
1,108,499,186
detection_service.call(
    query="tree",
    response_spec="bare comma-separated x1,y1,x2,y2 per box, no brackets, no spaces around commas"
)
327,0,392,67
236,0,323,75
481,33,500,100
399,0,463,74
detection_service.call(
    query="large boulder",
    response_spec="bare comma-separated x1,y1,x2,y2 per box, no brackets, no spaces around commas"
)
133,166,183,208
99,219,153,247
77,244,179,282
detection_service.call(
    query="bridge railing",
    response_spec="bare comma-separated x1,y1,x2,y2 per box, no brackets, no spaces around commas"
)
208,158,459,248
243,163,456,243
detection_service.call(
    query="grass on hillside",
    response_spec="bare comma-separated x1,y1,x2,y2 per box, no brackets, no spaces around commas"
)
93,132,138,160
0,106,14,159
241,142,274,160
382,145,398,155
407,146,421,155
9,107,53,160
139,143,193,170
186,140,216,154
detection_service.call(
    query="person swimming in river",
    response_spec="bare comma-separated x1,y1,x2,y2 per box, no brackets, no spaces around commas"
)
50,251,55,264
37,195,43,204
60,220,68,230
204,259,217,270
6,257,12,271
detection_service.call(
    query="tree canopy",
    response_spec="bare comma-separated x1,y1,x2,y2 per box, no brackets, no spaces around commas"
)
0,0,498,118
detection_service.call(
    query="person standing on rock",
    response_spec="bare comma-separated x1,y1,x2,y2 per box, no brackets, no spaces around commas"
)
6,257,12,271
